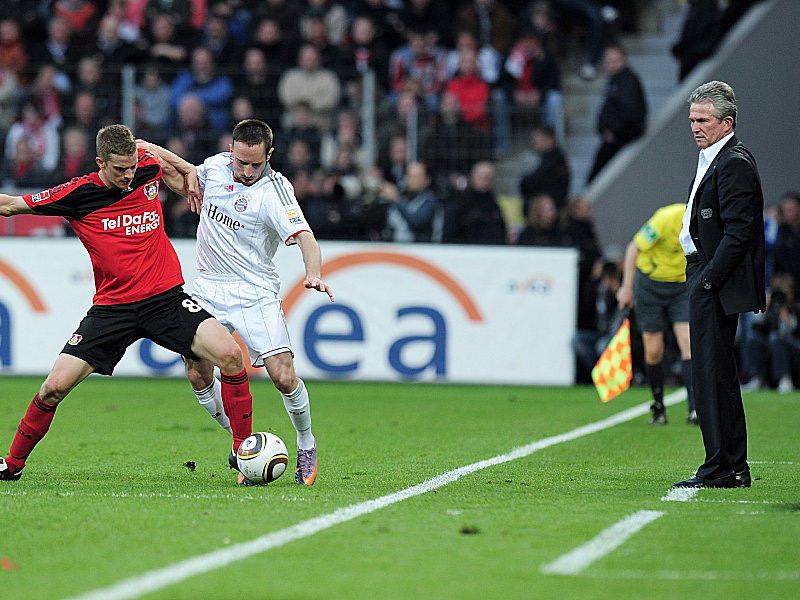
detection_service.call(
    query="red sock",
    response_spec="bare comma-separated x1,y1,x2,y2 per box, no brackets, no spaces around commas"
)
6,394,58,472
220,370,252,452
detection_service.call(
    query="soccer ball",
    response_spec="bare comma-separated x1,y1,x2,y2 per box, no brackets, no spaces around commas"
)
236,432,289,484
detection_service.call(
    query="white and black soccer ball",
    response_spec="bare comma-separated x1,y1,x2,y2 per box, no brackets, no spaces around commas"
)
236,432,288,484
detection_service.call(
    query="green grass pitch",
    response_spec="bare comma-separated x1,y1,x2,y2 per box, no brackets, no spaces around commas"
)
1,376,798,599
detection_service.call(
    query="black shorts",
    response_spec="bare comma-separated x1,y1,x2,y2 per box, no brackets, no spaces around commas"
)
633,270,689,333
60,286,213,375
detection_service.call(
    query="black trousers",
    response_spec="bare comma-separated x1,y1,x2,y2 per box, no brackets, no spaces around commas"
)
686,260,749,479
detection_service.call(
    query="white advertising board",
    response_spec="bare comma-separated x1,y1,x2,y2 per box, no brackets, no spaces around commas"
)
0,239,577,385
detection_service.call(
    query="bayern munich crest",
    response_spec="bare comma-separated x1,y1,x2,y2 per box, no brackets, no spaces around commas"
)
233,195,248,212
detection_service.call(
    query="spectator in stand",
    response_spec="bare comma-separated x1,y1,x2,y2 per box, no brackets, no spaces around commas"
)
280,139,317,181
168,93,219,165
379,134,409,191
341,15,392,96
447,29,509,155
517,193,571,246
300,0,349,47
275,101,323,171
1,137,50,188
200,14,242,75
68,56,121,125
586,44,647,184
28,16,84,81
526,1,560,59
30,64,67,130
743,273,795,393
671,0,760,82
376,87,421,175
548,0,620,80
420,90,492,195
250,17,298,78
442,160,507,244
0,66,19,144
144,0,194,43
233,48,281,133
134,64,172,143
53,126,95,184
170,46,234,135
454,0,517,57
321,109,363,172
761,274,800,393
0,1,46,41
503,25,564,143
301,16,348,72
4,98,61,178
0,18,29,85
143,13,190,82
251,0,303,44
401,0,454,48
671,0,723,81
53,0,100,52
158,135,199,238
519,123,570,214
91,11,143,69
230,96,255,125
378,160,442,242
388,28,448,111
104,0,145,44
445,46,491,133
277,43,342,132
351,0,406,51
772,191,800,300
68,90,106,134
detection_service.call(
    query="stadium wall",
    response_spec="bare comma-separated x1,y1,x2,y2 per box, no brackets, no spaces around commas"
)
0,239,577,385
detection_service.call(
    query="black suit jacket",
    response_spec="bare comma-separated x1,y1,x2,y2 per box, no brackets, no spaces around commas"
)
689,135,766,315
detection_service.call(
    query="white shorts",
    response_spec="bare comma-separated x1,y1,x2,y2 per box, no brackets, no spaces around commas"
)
191,276,293,367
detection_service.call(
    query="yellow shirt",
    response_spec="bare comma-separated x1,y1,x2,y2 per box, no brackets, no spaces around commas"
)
633,203,687,282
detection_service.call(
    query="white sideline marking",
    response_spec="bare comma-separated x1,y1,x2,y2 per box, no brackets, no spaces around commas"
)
540,510,665,575
662,487,699,502
61,390,686,600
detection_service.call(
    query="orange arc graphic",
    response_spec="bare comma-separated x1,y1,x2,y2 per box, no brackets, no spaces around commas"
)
282,251,483,322
0,258,47,312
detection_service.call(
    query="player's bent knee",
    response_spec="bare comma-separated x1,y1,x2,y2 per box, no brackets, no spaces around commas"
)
215,343,246,374
38,379,71,405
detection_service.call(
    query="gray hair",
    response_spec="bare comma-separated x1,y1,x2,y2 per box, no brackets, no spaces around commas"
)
688,80,737,128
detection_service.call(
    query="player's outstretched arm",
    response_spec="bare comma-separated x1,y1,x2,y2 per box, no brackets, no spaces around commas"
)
0,193,34,217
295,231,334,302
135,139,202,211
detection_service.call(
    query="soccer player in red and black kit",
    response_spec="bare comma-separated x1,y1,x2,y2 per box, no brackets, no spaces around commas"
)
0,124,254,482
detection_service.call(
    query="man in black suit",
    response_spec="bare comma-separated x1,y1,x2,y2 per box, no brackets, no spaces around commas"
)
674,80,766,489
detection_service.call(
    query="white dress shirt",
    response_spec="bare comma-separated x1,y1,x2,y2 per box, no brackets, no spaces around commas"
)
680,131,734,255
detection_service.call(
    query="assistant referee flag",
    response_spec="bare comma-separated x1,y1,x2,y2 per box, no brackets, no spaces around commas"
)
592,318,633,402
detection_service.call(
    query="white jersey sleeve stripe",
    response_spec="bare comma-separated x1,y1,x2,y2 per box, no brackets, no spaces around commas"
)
269,172,295,207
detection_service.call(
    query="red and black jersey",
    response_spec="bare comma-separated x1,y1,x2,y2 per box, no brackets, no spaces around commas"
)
23,149,184,305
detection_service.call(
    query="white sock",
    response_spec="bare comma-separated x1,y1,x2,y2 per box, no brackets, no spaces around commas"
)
282,378,314,449
194,378,233,435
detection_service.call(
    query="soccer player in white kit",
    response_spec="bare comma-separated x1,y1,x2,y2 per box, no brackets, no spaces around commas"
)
142,119,333,486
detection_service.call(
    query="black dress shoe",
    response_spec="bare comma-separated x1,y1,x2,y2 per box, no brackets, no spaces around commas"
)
672,473,737,488
734,470,752,487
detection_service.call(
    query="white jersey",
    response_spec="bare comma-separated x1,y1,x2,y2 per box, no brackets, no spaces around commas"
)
195,152,311,293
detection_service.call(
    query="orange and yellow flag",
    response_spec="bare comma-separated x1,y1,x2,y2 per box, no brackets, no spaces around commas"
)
591,318,633,402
